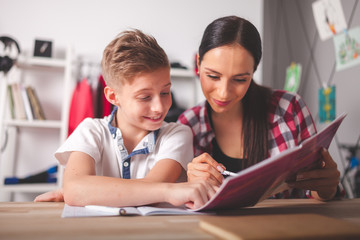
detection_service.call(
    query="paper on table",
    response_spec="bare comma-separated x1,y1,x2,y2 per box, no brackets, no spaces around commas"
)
62,203,206,218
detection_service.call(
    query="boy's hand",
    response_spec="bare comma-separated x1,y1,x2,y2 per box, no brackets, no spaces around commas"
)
166,181,218,210
288,148,340,201
34,188,64,202
187,153,225,186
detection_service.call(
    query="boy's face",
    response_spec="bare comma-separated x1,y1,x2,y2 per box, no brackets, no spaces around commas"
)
114,67,172,134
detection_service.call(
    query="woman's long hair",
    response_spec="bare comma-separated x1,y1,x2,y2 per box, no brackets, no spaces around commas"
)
198,15,272,167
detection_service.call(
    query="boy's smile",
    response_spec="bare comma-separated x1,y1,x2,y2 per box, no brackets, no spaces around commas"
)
144,115,162,122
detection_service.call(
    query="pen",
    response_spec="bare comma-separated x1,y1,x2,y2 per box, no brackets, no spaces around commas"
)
85,205,125,215
222,170,238,177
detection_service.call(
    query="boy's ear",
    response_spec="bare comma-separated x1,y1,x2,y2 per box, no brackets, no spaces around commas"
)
104,86,119,106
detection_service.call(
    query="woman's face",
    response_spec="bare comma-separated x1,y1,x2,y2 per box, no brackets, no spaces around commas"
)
198,44,254,114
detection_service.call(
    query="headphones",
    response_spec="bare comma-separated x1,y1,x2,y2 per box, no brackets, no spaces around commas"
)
0,36,21,74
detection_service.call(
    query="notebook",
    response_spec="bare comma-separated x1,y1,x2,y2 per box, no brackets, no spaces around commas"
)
192,113,347,211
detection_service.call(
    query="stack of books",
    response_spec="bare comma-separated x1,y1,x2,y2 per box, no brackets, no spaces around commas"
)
7,83,46,121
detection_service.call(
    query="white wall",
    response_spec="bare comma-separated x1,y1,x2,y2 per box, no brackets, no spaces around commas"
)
0,0,263,200
0,0,263,73
1,0,263,108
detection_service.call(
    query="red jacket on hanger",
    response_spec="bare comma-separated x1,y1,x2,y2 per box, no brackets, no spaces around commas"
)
95,75,112,118
68,78,94,136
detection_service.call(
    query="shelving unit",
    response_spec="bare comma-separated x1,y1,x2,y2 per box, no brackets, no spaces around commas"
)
0,47,74,201
0,58,196,201
170,68,199,109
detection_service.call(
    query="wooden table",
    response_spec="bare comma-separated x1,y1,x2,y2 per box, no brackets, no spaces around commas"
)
1,199,360,239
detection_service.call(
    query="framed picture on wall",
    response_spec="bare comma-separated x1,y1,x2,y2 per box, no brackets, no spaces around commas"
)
33,39,52,58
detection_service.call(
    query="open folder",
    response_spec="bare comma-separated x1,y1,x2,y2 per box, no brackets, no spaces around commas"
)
62,113,346,217
193,113,347,211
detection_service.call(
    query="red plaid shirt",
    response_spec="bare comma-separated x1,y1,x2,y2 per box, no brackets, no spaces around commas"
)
178,90,316,158
177,90,317,198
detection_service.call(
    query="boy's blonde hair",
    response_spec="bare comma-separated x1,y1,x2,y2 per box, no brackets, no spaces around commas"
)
101,29,169,89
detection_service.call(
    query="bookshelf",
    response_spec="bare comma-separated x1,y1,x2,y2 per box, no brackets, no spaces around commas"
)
0,46,74,201
170,68,200,109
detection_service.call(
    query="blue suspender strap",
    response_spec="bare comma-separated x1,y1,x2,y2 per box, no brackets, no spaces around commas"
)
108,107,161,179
108,107,118,138
122,157,131,179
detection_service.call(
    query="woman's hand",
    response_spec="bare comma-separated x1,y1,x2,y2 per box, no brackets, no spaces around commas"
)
187,153,225,186
166,181,218,210
288,148,340,201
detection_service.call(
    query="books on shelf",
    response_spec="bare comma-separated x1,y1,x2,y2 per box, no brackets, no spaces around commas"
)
7,85,15,119
7,83,46,121
19,84,34,121
10,83,27,120
26,86,46,120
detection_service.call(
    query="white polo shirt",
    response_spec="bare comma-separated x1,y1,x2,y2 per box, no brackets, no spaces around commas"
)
55,109,193,181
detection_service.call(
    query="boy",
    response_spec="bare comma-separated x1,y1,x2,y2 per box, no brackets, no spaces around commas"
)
35,29,215,209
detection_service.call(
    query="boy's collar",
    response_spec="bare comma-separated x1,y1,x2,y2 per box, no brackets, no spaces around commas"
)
108,106,118,138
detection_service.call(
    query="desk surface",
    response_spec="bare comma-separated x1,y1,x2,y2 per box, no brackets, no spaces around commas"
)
0,199,360,240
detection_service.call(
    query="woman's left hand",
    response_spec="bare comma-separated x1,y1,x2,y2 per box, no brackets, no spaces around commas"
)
288,148,340,201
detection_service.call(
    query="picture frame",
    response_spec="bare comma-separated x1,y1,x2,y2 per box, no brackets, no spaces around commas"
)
33,39,52,58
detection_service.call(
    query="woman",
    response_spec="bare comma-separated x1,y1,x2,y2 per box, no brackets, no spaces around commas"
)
178,15,341,201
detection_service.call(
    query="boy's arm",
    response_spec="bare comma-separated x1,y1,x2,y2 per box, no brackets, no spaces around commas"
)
143,158,183,182
34,158,183,203
34,188,64,202
63,151,162,206
62,151,215,208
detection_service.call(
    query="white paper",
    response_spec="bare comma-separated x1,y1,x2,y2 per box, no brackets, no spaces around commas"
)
312,0,347,41
62,204,204,218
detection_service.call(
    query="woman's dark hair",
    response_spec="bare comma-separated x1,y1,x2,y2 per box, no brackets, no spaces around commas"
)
199,16,272,167
198,16,262,72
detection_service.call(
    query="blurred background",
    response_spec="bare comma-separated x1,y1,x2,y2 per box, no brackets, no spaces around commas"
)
0,0,359,201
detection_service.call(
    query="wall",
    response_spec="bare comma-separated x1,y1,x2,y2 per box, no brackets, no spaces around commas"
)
0,0,263,200
263,0,360,197
0,0,263,74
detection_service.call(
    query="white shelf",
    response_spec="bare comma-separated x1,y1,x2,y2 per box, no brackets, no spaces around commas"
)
17,56,66,69
169,68,198,109
1,183,58,193
4,119,62,128
170,68,195,78
0,46,73,201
